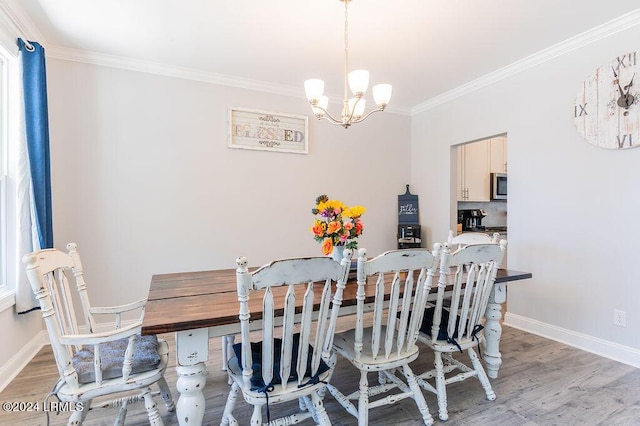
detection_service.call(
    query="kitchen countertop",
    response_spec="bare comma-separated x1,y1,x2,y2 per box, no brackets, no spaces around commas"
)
464,226,507,233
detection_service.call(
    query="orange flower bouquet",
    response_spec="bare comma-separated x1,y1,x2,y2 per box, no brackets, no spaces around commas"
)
310,194,366,255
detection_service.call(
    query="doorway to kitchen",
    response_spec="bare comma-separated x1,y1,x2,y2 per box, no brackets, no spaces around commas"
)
453,133,508,265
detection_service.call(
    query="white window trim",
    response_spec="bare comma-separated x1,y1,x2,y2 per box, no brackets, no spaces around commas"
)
0,42,9,297
0,23,22,312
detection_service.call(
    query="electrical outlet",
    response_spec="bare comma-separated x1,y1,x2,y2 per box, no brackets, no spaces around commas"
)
613,309,627,327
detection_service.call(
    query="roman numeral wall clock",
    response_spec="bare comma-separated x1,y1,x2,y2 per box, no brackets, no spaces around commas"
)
573,51,640,149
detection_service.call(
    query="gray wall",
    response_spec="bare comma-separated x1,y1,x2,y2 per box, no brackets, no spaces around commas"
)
411,24,640,363
46,59,411,307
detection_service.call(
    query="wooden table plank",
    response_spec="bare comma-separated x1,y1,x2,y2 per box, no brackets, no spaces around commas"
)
142,268,532,335
148,273,237,300
495,269,531,283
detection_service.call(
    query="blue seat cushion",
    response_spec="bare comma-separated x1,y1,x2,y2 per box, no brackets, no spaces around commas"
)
230,333,330,391
420,307,461,340
72,334,161,384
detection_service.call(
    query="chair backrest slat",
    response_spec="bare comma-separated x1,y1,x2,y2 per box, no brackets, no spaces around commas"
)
407,268,430,346
261,287,275,388
384,272,402,359
371,273,386,359
297,281,314,386
66,243,98,332
279,284,296,390
396,270,414,355
311,279,332,375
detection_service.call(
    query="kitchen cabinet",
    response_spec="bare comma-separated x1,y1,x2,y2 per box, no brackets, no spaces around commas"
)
457,139,490,201
490,136,507,173
458,136,508,201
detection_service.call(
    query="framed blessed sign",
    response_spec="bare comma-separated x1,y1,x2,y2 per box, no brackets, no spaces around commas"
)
228,107,309,154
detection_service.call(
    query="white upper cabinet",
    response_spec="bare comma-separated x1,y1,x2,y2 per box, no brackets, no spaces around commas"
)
457,136,508,201
490,136,507,173
457,139,490,201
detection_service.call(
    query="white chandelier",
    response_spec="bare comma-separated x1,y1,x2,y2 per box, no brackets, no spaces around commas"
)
304,0,392,129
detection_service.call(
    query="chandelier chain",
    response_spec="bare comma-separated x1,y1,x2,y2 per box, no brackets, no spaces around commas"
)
344,0,349,103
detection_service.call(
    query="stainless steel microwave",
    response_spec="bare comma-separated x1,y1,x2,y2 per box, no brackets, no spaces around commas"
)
490,173,507,200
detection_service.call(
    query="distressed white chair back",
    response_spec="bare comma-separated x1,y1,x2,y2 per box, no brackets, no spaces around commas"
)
235,254,350,392
430,241,506,347
448,230,499,250
24,248,86,384
354,247,441,362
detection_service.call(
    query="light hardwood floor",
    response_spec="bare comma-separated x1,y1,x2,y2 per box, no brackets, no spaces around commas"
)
1,325,638,425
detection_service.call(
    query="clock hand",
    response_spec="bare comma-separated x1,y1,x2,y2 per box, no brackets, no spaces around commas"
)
619,73,637,112
624,73,636,94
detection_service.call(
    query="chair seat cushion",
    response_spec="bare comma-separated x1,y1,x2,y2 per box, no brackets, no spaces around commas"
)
229,333,329,391
420,307,461,340
72,335,161,384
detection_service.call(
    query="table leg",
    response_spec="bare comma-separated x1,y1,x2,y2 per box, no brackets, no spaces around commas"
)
175,329,209,426
484,282,506,379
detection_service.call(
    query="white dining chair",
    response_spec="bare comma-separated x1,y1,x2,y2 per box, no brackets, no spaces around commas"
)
220,251,351,425
326,245,442,426
448,230,499,249
415,240,507,421
22,243,175,426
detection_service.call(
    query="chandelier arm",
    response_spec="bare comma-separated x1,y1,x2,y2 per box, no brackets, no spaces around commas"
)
350,107,384,124
310,104,344,125
345,95,364,124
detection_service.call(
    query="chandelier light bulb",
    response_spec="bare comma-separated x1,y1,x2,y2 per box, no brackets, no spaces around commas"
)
372,84,392,108
313,96,329,118
348,69,370,96
348,97,366,119
304,79,325,103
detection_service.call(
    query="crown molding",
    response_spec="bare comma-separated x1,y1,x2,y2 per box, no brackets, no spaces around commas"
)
411,8,640,115
0,0,47,46
46,45,411,116
46,45,304,96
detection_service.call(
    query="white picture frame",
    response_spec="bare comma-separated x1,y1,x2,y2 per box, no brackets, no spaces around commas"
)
228,107,309,154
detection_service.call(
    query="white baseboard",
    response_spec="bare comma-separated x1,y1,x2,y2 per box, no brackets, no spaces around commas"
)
0,330,48,393
504,312,640,369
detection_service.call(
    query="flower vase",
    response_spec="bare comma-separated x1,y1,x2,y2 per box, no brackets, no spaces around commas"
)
331,245,345,263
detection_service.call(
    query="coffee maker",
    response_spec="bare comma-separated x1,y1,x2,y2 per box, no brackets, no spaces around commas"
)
458,209,487,231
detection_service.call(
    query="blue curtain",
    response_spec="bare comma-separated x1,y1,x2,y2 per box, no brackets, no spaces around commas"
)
18,39,53,249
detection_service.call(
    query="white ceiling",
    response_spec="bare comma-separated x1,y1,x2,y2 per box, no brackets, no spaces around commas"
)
7,0,640,113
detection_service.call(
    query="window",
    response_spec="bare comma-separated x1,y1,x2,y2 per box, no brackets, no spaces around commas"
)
0,49,8,290
0,38,18,310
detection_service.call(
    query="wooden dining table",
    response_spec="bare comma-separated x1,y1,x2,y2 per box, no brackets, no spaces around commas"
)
141,266,532,426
